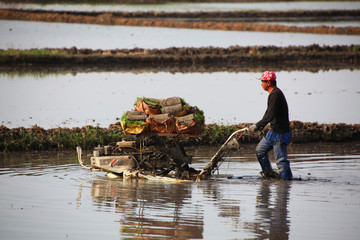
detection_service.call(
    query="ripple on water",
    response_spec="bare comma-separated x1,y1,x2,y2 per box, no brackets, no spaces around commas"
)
0,144,360,239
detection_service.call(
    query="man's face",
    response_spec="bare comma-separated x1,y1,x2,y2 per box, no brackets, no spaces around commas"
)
261,80,270,91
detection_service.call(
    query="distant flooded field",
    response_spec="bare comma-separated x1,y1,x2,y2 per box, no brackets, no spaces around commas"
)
0,142,359,239
1,20,360,50
1,70,359,129
1,1,360,12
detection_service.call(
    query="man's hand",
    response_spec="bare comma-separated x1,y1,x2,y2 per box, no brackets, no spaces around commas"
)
248,124,257,133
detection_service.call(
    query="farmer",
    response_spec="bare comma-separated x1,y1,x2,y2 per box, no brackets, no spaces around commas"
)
248,71,293,180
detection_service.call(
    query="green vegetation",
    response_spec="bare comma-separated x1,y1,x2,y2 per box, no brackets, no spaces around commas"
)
131,97,205,122
134,97,160,108
1,122,360,151
180,98,188,106
194,109,204,123
201,124,239,144
351,45,360,52
121,112,146,125
0,124,249,151
0,125,124,151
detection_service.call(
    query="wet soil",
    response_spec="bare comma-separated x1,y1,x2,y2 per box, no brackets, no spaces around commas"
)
1,122,359,151
1,45,359,73
1,9,359,35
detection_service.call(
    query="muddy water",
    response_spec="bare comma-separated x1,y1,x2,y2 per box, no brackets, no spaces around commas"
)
0,142,359,239
1,70,359,129
1,1,360,12
2,20,360,50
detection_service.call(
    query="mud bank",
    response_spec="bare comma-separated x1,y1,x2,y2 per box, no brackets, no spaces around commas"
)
3,9,360,21
1,45,359,72
1,9,359,35
74,9,360,22
1,122,359,151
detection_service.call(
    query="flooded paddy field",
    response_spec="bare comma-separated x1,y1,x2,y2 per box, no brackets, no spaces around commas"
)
1,9,359,36
0,142,359,239
1,70,359,129
2,1,360,12
1,20,360,50
1,2,360,238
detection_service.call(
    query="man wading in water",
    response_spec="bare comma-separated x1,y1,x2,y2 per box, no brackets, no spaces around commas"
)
248,71,293,180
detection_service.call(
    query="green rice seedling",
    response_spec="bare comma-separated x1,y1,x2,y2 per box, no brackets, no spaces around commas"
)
133,97,160,108
121,112,146,125
194,109,205,123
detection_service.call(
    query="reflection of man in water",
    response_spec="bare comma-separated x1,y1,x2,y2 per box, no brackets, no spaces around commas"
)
90,179,204,239
256,181,291,240
249,71,293,180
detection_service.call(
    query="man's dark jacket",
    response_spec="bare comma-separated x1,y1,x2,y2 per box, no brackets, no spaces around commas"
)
256,87,290,133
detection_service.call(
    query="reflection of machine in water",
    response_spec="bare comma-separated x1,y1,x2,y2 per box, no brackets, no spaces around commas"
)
90,177,204,239
82,172,292,239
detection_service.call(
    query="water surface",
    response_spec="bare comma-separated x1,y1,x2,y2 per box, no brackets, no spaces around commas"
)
1,20,360,50
0,142,359,239
1,1,360,12
1,70,359,129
